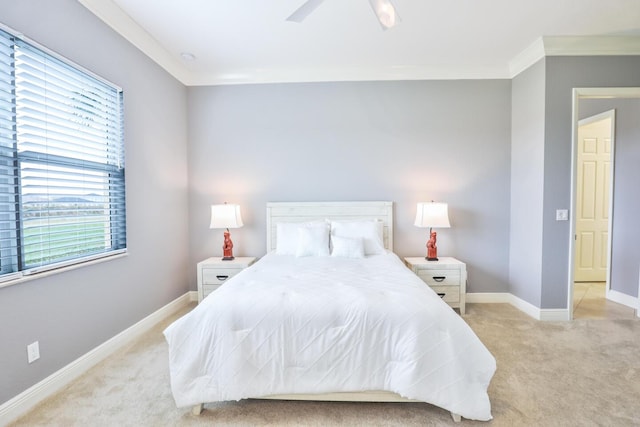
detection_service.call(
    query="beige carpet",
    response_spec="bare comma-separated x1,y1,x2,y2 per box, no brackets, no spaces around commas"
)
9,303,640,426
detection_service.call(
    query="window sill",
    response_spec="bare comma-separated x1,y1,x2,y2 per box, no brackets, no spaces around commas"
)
0,250,128,290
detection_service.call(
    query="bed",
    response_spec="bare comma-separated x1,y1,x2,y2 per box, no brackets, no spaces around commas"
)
163,201,496,422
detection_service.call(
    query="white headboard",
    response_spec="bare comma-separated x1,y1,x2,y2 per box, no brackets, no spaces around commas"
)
266,201,393,253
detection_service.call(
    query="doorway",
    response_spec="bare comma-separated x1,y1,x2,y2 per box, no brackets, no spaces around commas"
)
572,110,613,318
568,88,640,320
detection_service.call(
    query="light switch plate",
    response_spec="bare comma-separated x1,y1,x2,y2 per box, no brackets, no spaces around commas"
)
556,209,569,221
27,341,40,363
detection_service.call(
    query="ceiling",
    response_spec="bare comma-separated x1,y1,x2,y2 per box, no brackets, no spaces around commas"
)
79,0,640,86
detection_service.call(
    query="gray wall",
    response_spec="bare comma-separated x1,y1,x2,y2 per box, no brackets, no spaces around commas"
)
579,98,640,298
509,59,546,307
0,0,189,405
187,80,512,295
541,56,640,308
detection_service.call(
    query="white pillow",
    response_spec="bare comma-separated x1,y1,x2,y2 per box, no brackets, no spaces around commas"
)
331,235,365,258
330,219,385,255
275,221,328,255
296,225,330,257
275,222,300,255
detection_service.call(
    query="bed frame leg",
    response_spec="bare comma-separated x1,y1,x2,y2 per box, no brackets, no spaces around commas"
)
451,412,461,423
192,403,204,415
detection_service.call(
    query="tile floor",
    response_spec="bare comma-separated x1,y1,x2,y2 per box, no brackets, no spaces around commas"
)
573,282,637,319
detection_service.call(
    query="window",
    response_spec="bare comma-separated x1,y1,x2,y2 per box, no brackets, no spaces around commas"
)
0,26,126,281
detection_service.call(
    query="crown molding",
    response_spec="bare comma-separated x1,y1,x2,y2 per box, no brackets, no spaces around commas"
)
508,38,546,78
185,65,512,86
509,35,640,78
78,0,191,84
543,35,640,56
77,1,640,85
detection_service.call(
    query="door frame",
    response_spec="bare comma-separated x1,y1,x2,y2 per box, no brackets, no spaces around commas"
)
568,87,640,320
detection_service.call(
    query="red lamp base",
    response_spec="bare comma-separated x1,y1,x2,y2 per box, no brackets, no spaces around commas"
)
425,230,438,261
222,230,235,261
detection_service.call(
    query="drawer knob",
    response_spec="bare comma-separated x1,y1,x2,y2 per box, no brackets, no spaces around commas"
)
216,275,229,281
437,293,446,298
433,276,446,282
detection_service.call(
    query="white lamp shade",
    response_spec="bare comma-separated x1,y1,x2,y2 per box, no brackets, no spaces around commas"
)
210,204,243,229
414,202,451,228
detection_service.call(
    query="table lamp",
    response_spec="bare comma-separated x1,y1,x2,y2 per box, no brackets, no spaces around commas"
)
414,202,450,261
210,203,243,260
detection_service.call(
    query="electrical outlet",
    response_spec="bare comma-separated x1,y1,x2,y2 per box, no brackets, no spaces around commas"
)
27,341,40,364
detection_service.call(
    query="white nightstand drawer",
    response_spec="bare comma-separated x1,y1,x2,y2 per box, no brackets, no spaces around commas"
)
197,257,257,303
404,257,467,315
416,269,460,287
202,267,242,285
202,284,221,299
429,285,460,304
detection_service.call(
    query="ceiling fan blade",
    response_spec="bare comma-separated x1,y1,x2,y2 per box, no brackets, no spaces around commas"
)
286,0,326,23
368,0,401,30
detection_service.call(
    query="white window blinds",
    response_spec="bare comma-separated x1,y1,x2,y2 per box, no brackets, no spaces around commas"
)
0,27,126,278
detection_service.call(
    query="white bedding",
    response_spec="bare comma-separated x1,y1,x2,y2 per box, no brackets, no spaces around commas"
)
163,252,496,421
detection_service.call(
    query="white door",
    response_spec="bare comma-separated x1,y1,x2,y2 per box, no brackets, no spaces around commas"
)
574,111,614,282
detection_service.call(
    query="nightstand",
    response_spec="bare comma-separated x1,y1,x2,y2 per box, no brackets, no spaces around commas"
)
404,257,467,315
197,256,256,303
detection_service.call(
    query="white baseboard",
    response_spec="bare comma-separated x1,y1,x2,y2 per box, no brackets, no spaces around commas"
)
606,289,639,310
479,288,638,321
466,292,511,303
467,292,570,321
607,289,640,319
0,291,196,426
538,308,570,321
466,292,539,319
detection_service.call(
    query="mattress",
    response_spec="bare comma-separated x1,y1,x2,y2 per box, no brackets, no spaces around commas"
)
163,251,496,421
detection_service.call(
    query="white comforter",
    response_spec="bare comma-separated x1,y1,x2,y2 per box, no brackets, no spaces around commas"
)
163,252,496,421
